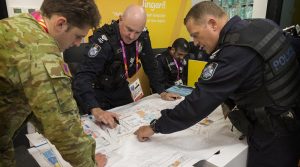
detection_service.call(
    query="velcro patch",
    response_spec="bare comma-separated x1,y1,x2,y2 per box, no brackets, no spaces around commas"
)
201,62,218,80
88,43,101,58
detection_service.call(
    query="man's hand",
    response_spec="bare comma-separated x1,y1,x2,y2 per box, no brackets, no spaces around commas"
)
95,153,107,167
134,125,155,142
160,92,181,101
91,107,119,128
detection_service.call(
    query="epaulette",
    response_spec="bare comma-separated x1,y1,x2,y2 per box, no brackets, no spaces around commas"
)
93,24,113,44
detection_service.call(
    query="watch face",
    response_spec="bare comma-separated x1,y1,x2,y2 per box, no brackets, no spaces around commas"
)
150,119,157,125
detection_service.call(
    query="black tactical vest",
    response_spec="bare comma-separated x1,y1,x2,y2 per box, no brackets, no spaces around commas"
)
221,19,300,109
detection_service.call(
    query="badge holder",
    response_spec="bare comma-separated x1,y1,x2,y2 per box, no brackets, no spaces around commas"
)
127,66,151,102
174,79,183,85
128,78,144,102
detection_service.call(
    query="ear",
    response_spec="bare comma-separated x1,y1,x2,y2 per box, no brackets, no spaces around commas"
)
119,15,123,22
54,16,69,33
208,18,217,31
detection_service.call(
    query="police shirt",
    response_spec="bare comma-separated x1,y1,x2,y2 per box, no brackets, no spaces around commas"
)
156,48,187,89
72,21,165,112
154,16,266,134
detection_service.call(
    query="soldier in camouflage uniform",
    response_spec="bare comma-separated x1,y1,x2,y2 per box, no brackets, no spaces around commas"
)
0,0,106,166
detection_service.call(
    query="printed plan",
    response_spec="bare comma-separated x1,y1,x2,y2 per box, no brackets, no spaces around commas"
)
26,94,245,167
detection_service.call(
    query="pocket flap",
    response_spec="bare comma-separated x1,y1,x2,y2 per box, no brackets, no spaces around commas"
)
43,61,68,78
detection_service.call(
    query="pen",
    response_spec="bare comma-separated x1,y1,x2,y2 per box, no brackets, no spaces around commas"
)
114,117,120,125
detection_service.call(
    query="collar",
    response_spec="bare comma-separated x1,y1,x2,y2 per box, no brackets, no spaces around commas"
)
208,16,242,60
217,16,242,49
111,20,122,41
31,11,48,33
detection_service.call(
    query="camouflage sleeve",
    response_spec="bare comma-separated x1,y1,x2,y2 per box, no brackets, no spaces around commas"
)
19,54,96,167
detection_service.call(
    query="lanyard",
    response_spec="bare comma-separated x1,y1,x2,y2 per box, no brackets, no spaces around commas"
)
173,58,180,80
120,40,139,78
31,11,48,33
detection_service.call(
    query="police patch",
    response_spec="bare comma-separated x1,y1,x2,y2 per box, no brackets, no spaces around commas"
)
201,62,218,80
88,44,101,58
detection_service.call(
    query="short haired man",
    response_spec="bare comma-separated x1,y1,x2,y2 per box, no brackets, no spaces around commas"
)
0,0,106,166
135,1,300,167
156,38,190,89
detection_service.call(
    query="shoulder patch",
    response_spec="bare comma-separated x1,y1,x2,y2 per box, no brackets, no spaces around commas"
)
201,62,218,80
88,43,101,58
43,61,68,78
97,34,108,44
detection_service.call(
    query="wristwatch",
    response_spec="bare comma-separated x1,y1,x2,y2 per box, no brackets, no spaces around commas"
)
149,119,159,133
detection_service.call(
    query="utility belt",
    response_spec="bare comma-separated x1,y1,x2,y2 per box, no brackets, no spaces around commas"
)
228,106,300,136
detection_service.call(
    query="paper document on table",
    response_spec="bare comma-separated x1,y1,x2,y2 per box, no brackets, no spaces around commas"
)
27,95,241,167
81,116,120,153
107,99,244,166
140,151,199,167
27,137,72,167
108,134,219,167
26,132,47,147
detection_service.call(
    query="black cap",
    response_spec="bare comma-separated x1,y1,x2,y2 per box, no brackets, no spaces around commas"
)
172,38,190,52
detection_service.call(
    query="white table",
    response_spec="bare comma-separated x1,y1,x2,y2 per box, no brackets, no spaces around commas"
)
103,94,248,167
28,94,248,167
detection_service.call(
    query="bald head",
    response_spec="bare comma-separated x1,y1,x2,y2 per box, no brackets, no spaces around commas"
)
123,5,147,26
119,5,147,44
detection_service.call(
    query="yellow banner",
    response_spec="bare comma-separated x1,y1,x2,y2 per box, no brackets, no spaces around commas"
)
89,0,191,48
187,60,207,88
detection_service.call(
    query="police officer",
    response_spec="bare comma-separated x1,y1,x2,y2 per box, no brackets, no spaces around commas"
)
0,0,107,166
135,2,300,167
72,5,179,129
156,38,189,89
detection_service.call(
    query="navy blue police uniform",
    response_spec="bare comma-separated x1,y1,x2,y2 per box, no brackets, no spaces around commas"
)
72,20,164,113
150,16,300,167
156,48,187,89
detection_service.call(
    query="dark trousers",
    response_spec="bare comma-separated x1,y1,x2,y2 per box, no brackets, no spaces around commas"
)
247,115,300,167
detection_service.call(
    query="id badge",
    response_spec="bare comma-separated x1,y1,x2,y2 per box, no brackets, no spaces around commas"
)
174,79,183,85
128,78,144,102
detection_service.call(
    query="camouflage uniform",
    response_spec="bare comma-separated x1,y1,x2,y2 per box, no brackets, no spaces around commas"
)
0,14,96,167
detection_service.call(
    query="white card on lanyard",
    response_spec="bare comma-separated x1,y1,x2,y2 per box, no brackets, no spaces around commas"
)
128,78,144,102
174,79,183,85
